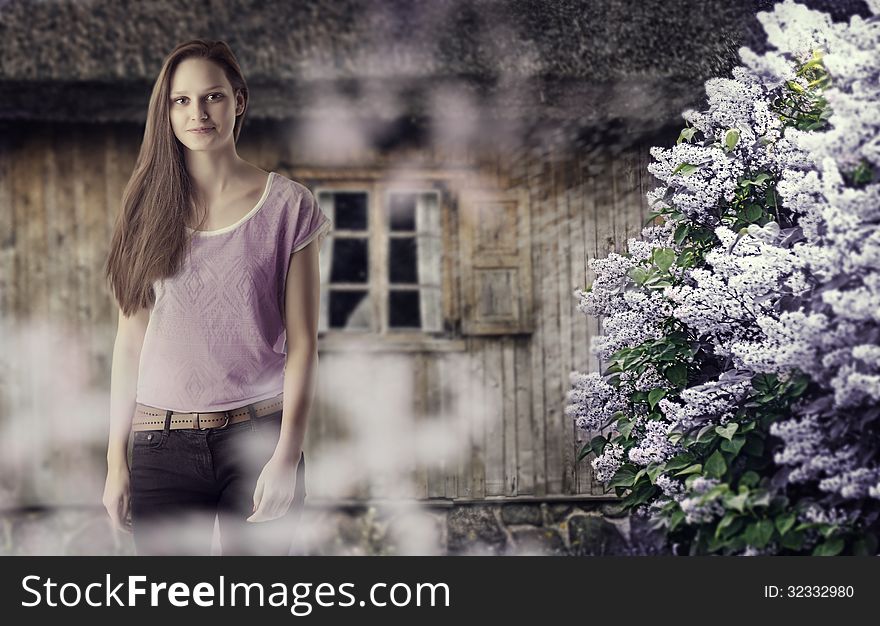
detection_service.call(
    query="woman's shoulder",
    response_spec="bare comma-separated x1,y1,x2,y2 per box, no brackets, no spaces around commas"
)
271,172,312,201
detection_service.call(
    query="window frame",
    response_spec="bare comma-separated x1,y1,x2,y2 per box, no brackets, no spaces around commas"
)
311,177,464,353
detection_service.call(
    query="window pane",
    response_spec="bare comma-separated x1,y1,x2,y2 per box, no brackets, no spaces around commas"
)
389,193,416,231
388,237,418,283
330,238,368,283
389,290,420,328
332,192,368,231
330,290,370,329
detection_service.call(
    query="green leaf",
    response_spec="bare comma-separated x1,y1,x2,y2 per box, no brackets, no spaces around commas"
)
747,519,775,548
852,160,874,185
750,491,771,508
648,388,667,410
785,374,810,398
673,223,689,246
646,463,666,484
775,512,796,536
652,248,676,273
724,129,740,151
672,162,699,176
696,424,718,444
676,127,698,144
720,435,746,456
819,524,838,538
704,450,727,479
739,173,772,189
813,537,845,556
715,423,739,440
664,364,688,387
675,463,702,477
657,345,679,362
577,441,592,462
589,435,607,457
781,530,804,550
609,467,638,488
726,493,747,513
669,509,686,531
745,203,763,222
715,511,738,538
751,373,777,393
739,471,760,488
676,248,694,267
664,454,695,472
644,212,664,226
628,266,648,285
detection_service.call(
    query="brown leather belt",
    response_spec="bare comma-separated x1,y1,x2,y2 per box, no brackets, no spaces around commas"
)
131,394,284,431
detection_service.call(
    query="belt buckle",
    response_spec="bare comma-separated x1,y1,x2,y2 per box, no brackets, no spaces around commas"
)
194,410,232,430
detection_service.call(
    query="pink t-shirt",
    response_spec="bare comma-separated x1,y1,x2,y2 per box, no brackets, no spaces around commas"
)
135,171,332,412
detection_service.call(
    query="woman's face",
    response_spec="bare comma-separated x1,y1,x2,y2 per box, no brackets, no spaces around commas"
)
168,57,243,151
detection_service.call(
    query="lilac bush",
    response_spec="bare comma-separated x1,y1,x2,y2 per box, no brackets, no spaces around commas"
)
565,0,880,555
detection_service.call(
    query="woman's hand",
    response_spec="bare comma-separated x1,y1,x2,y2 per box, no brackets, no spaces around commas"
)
248,451,301,523
102,462,132,534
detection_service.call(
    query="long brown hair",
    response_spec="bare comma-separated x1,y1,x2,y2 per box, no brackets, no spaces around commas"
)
104,39,249,316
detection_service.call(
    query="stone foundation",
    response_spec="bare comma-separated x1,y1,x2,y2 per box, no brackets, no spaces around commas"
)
0,497,670,555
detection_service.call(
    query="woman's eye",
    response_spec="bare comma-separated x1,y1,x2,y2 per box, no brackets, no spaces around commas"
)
172,94,223,105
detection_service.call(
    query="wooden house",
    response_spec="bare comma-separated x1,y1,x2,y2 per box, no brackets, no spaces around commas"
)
1,0,820,520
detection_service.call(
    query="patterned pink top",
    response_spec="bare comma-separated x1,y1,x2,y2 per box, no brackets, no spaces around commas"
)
135,172,332,412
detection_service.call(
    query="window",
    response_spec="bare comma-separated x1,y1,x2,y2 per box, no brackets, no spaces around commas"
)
315,185,443,336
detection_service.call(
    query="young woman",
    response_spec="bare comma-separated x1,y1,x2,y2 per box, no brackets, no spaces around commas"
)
101,39,332,555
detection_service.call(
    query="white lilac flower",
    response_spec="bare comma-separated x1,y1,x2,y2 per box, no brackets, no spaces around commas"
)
630,364,668,393
627,419,682,466
647,144,746,224
731,312,829,375
567,0,880,539
800,503,857,526
592,443,625,482
564,371,629,433
829,364,880,407
660,379,752,432
741,544,778,556
656,474,686,501
819,467,880,500
758,0,835,61
573,252,638,318
679,478,725,524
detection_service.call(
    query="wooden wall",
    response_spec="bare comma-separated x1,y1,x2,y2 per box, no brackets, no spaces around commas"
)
0,121,656,506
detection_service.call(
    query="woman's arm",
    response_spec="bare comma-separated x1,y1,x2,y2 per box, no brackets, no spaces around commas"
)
276,237,321,461
248,238,320,522
107,305,149,464
103,305,149,532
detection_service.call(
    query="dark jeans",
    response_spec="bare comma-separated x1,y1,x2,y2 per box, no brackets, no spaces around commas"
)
129,409,306,556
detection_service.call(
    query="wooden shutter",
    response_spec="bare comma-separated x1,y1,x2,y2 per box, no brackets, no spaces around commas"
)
458,188,533,335
415,191,443,332
315,191,334,333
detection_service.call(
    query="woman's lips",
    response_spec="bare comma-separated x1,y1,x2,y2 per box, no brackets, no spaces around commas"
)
189,127,214,134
